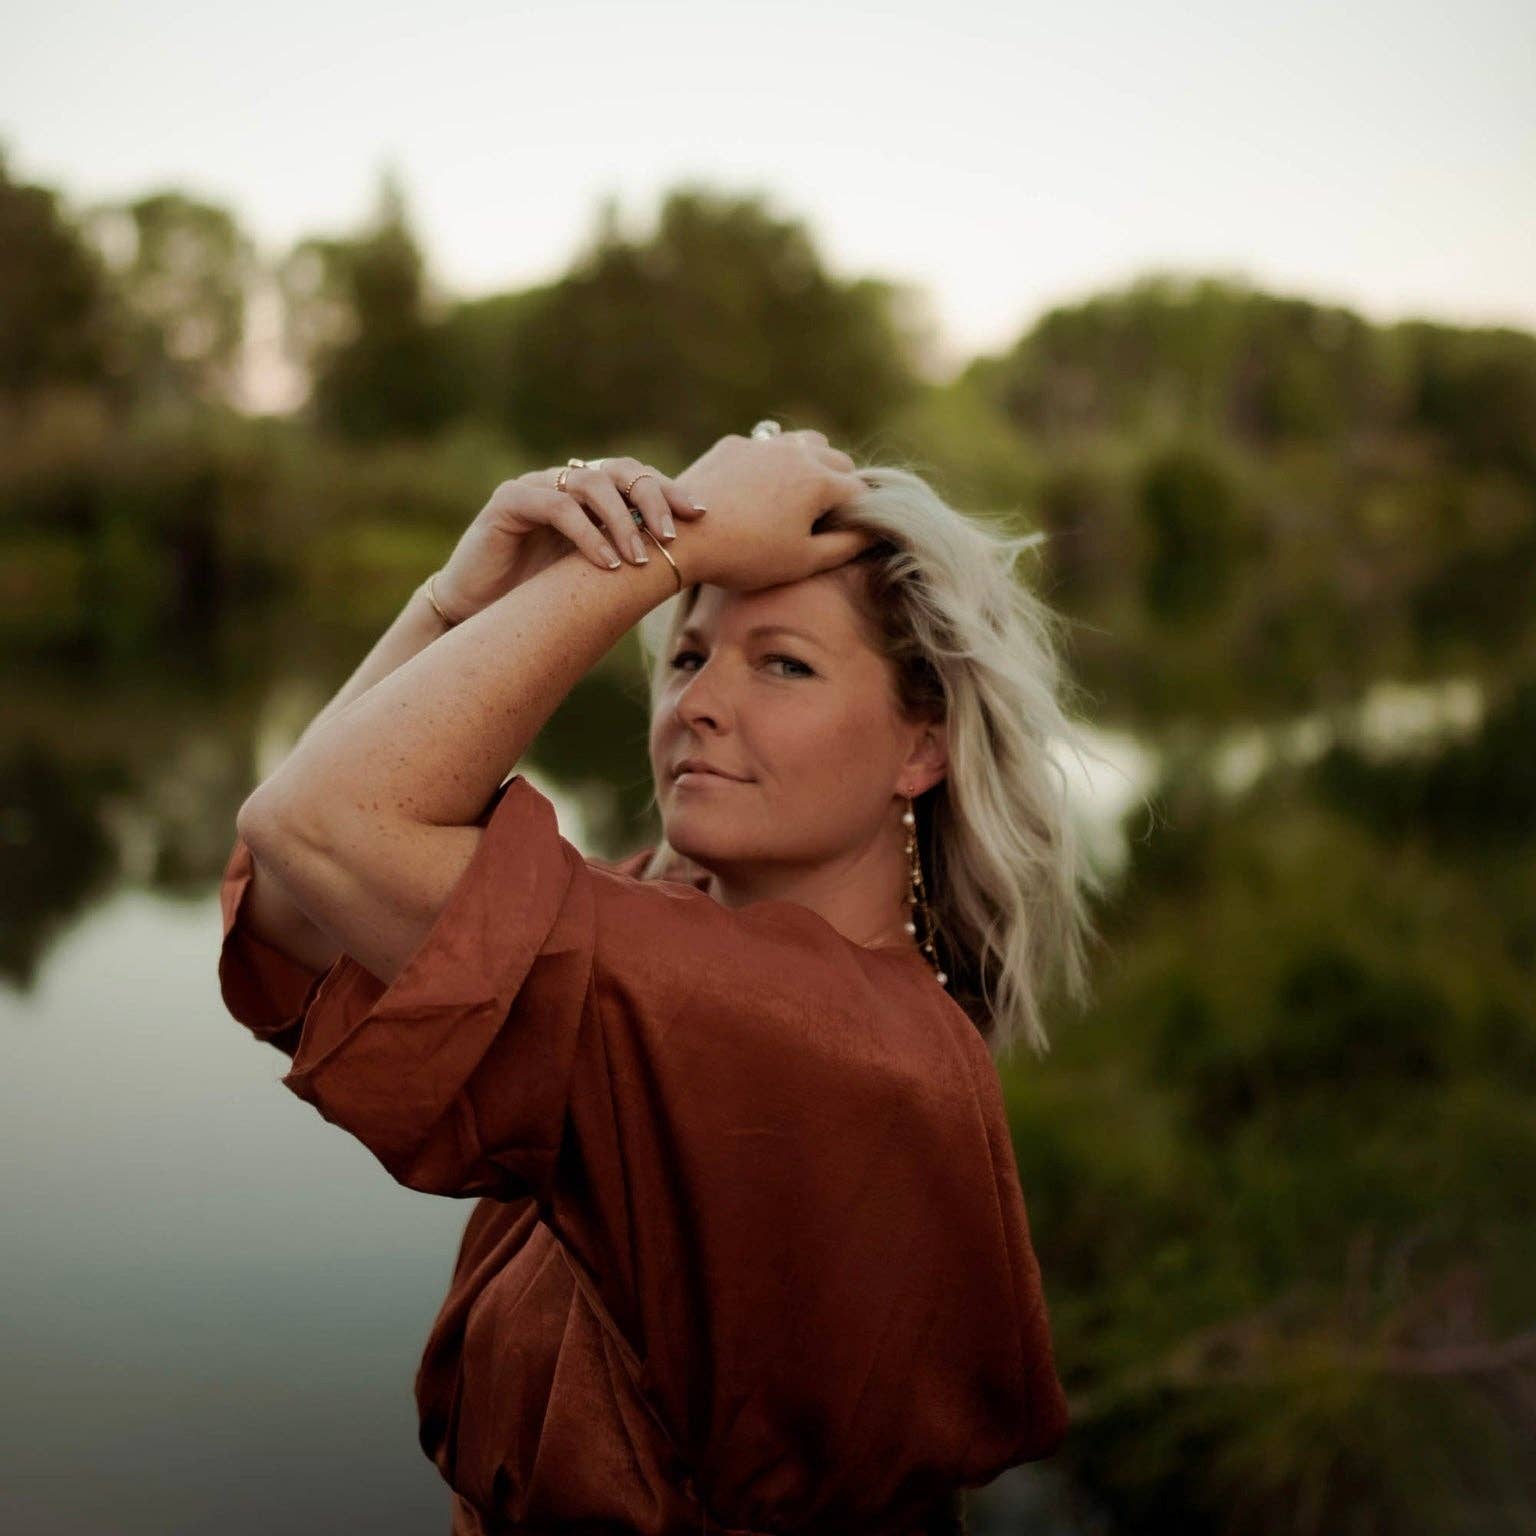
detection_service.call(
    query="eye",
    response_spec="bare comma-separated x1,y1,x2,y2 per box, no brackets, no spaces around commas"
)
765,653,816,678
667,649,816,678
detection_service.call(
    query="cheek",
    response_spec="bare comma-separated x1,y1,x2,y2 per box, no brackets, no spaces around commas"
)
765,696,888,780
648,718,675,789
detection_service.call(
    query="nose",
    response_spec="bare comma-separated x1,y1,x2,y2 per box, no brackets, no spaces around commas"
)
672,654,732,734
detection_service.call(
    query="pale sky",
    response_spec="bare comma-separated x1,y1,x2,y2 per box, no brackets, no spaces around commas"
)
5,0,1533,379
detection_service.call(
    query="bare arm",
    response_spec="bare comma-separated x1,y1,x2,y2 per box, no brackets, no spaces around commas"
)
237,545,683,983
236,580,453,972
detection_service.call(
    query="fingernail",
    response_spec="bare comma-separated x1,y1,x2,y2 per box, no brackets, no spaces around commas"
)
631,535,648,563
662,514,676,539
691,502,708,513
604,548,622,568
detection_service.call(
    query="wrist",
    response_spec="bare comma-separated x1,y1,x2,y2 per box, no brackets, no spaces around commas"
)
663,521,709,588
422,570,472,628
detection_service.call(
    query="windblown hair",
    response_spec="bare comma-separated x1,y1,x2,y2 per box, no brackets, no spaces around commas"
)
635,462,1112,1061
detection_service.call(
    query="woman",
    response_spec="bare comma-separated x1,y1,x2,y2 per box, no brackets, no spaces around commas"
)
217,423,1105,1535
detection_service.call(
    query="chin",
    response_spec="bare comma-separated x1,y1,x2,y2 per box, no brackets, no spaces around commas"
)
663,805,739,866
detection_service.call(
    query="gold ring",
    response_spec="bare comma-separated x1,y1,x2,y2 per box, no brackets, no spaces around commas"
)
622,470,658,498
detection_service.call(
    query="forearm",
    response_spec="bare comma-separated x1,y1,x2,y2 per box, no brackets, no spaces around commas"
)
290,581,451,754
237,580,450,959
240,549,680,840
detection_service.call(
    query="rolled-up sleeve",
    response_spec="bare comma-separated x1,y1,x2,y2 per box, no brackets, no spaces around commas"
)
275,774,594,1203
218,836,334,1059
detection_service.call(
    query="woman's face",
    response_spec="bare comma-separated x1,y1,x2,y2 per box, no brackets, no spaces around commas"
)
649,574,930,872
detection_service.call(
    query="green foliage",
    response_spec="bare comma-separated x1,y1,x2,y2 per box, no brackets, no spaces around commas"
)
1404,319,1536,477
79,189,256,406
977,273,1403,451
1137,443,1245,621
285,167,461,442
479,187,924,463
0,393,542,669
1005,725,1536,1531
1314,675,1536,848
0,144,118,401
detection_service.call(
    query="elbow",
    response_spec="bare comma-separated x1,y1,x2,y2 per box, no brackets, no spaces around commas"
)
239,788,360,873
237,788,312,861
236,792,273,852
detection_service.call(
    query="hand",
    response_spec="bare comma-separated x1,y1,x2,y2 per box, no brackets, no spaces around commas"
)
672,430,873,590
433,457,708,619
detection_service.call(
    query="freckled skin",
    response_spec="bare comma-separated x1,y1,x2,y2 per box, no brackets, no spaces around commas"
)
647,575,947,948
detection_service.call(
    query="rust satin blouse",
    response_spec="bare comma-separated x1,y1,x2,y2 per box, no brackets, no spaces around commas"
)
216,772,1069,1535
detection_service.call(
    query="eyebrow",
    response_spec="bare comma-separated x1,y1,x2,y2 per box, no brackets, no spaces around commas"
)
677,623,829,652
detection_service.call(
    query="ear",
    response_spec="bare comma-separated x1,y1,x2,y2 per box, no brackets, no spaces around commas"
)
901,719,949,797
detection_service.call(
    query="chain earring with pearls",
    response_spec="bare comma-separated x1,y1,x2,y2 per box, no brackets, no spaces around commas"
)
901,793,948,988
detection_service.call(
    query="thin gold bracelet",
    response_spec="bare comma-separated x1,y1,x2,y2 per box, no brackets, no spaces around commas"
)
639,524,684,593
423,571,466,627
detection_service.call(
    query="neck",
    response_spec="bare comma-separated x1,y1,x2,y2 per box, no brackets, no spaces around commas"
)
695,815,914,951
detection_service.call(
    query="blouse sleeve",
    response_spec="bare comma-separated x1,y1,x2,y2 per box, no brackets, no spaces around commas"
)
215,777,539,1059
217,835,333,1059
269,772,1070,1526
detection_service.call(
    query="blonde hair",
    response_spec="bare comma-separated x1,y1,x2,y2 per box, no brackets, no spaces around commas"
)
635,462,1112,1061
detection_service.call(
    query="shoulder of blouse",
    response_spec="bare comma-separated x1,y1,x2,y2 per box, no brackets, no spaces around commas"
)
585,843,712,891
494,775,976,1077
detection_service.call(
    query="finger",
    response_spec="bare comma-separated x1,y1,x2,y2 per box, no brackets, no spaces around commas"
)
534,488,625,569
522,467,569,493
626,472,679,543
599,460,704,528
807,442,856,473
797,430,858,473
808,529,880,574
572,467,651,565
824,469,869,507
656,475,709,521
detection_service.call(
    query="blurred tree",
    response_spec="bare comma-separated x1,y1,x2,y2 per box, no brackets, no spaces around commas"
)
482,185,924,463
1138,443,1243,622
1034,455,1126,610
280,164,458,442
1403,321,1536,480
0,144,118,402
984,274,1405,451
79,189,256,406
1314,674,1536,851
437,287,546,439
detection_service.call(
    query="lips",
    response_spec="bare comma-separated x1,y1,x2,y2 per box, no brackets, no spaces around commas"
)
672,758,750,782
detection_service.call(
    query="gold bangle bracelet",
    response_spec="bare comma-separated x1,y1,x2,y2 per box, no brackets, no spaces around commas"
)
424,571,465,627
638,524,684,593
